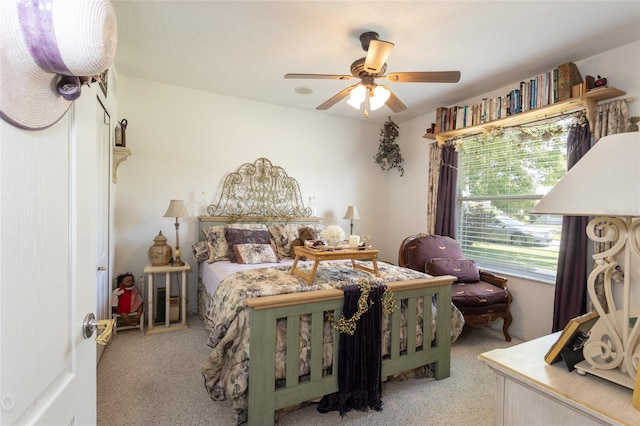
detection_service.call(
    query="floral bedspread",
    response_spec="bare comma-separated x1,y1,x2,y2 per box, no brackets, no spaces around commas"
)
201,260,464,424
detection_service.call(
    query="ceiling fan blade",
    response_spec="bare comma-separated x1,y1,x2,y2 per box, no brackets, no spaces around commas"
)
364,39,394,74
285,73,354,80
316,83,360,110
383,87,407,113
385,71,461,83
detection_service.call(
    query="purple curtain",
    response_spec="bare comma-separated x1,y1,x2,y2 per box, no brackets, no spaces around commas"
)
434,145,458,238
552,122,591,331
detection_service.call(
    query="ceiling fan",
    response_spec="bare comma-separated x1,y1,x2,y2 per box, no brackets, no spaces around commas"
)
285,31,461,117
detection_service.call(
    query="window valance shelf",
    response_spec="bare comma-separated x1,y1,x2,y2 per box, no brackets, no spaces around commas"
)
424,87,626,146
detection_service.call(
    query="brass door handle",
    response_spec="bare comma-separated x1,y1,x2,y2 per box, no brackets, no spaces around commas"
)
82,313,115,345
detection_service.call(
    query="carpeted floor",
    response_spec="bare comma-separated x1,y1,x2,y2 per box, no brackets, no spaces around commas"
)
97,313,523,426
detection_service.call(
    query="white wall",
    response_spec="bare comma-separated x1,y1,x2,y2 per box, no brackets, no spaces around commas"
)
113,77,393,313
387,41,640,340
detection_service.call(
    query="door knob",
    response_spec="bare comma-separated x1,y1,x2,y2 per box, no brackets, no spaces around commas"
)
82,313,115,345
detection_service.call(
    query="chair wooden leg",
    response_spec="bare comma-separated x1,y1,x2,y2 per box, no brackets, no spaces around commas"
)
502,312,513,342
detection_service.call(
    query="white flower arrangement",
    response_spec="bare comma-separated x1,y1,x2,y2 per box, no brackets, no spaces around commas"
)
320,225,345,243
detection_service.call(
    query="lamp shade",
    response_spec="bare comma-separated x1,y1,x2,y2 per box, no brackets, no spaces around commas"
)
348,85,366,109
343,206,361,220
370,85,390,110
163,199,189,218
531,132,640,217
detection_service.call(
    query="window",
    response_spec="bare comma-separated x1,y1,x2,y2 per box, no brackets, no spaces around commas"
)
456,120,572,280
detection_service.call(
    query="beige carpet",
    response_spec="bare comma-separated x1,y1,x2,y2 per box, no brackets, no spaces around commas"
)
97,314,523,425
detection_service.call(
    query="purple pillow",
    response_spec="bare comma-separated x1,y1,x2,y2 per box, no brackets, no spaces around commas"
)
224,228,272,263
405,235,464,272
425,258,480,283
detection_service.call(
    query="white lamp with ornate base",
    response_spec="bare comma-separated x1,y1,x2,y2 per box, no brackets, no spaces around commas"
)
532,132,640,389
578,216,640,388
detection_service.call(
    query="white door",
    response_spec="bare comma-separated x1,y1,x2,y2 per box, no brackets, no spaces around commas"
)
0,90,99,424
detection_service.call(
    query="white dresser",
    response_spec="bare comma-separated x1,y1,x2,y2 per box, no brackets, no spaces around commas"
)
479,332,639,425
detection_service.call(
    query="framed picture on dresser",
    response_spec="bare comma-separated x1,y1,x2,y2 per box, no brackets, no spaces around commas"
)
544,310,599,366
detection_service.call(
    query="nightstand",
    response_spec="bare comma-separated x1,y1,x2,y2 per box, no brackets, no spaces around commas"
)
143,261,190,334
479,333,637,425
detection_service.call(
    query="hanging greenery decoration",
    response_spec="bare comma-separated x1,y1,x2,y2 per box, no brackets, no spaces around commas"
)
374,117,404,176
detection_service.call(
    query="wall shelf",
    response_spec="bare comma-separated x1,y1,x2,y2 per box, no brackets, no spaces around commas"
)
424,87,626,146
112,146,131,183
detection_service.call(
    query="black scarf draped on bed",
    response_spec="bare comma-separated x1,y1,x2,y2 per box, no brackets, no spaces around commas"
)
317,283,384,416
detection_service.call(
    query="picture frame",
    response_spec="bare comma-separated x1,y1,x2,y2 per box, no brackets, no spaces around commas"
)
544,310,599,365
98,69,108,98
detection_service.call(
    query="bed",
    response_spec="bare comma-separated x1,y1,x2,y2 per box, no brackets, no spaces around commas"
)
196,158,464,425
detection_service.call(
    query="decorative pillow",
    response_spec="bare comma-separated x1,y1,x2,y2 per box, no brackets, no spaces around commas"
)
225,228,272,262
405,235,464,272
268,224,324,258
192,241,209,262
233,243,279,264
202,225,229,263
203,223,269,262
267,224,295,258
229,223,268,231
425,258,480,283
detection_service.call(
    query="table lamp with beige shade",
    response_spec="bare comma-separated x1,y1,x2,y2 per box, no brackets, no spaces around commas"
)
343,205,361,235
164,199,189,267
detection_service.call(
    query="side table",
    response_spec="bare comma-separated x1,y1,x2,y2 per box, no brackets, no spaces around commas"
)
143,262,190,335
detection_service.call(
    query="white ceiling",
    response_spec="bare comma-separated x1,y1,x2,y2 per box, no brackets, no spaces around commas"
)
112,1,640,124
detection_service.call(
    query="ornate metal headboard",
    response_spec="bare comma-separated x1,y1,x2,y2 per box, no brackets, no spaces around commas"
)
206,158,312,221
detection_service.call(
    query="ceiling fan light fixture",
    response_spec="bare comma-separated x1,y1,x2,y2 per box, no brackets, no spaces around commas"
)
347,84,366,109
369,85,390,110
285,32,460,117
347,97,362,109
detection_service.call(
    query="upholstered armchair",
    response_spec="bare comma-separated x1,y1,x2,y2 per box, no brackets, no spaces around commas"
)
399,234,512,341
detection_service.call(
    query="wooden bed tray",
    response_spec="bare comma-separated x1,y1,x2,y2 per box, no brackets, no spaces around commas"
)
290,245,380,285
246,275,454,425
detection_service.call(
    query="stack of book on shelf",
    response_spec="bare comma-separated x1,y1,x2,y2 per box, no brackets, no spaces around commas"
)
434,62,589,134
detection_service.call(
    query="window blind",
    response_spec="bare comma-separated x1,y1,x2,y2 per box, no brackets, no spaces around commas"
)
455,118,574,280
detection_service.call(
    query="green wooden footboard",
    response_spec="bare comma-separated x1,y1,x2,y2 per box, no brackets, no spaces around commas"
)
246,275,454,426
